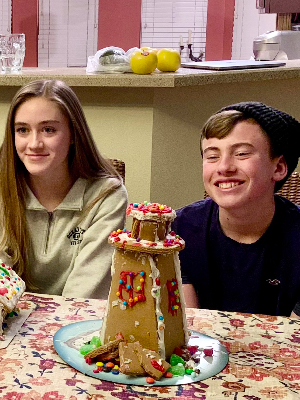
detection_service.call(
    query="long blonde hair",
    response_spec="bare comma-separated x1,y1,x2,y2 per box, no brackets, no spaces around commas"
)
0,79,122,285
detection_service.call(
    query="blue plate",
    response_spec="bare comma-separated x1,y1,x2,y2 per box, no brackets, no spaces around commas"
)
53,319,228,386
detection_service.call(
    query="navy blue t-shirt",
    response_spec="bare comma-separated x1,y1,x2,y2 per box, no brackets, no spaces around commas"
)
172,196,300,316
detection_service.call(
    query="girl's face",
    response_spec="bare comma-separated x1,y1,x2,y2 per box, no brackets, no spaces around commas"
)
14,97,72,182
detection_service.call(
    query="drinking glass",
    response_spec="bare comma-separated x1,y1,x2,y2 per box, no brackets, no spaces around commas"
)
0,33,25,73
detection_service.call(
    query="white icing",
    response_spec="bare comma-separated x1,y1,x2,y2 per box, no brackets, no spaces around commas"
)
100,250,116,343
110,252,116,275
109,232,184,251
135,321,139,327
149,255,165,360
146,353,156,359
112,300,119,307
128,208,176,222
185,359,196,369
173,252,190,344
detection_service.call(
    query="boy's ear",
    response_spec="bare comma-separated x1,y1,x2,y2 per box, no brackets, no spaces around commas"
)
273,155,288,182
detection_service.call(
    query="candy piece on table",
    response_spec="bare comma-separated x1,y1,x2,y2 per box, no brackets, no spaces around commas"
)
203,348,214,357
146,376,155,384
170,353,185,366
173,346,184,357
90,336,101,347
187,345,199,355
112,368,119,375
168,363,185,376
79,344,95,355
105,361,115,368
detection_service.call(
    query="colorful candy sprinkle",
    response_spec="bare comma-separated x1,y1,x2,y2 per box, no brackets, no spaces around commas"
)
146,377,155,384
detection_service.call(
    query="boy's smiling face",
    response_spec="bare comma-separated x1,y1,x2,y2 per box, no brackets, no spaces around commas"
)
202,120,287,212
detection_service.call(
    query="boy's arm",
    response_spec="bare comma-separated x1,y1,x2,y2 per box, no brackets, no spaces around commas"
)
290,311,300,319
183,284,199,308
290,301,300,319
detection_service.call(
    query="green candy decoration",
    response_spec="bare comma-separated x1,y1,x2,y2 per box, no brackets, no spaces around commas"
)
90,336,101,347
185,368,193,375
170,354,185,366
79,344,95,355
79,336,101,355
168,363,185,376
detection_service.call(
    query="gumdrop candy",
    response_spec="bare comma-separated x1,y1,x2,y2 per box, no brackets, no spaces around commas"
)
173,347,184,357
170,354,185,366
90,336,101,347
168,363,185,376
79,344,95,355
185,368,193,375
187,345,199,355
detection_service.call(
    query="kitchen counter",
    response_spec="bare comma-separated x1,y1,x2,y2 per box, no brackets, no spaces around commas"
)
0,61,300,209
1,59,300,87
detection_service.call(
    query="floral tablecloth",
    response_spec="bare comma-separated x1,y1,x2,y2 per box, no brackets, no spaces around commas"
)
1,293,300,400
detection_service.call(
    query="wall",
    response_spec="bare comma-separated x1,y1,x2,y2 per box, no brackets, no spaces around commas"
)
205,0,235,60
98,0,142,50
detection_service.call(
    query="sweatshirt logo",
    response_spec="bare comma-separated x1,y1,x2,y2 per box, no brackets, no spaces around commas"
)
67,227,86,245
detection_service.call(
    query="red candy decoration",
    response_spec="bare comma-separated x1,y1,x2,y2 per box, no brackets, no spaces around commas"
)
146,377,155,384
203,348,213,357
173,347,184,357
187,345,199,355
118,271,146,307
127,202,173,216
150,359,165,372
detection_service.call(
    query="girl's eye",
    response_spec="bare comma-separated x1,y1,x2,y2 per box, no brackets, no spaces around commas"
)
43,127,56,134
15,127,28,134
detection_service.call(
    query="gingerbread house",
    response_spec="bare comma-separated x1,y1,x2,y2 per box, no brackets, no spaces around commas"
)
100,202,189,359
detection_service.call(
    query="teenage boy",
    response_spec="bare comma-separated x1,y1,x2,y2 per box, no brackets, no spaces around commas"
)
172,102,300,317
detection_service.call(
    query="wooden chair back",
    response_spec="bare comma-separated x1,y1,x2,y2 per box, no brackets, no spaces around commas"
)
276,171,300,205
108,158,125,183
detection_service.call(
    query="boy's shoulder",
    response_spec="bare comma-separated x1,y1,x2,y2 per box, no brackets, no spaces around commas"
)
275,195,300,218
174,198,216,228
176,197,214,213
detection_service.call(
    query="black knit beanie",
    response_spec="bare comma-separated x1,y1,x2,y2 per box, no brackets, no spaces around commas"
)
219,101,300,192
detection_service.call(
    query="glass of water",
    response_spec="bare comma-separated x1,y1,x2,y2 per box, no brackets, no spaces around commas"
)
0,33,25,73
